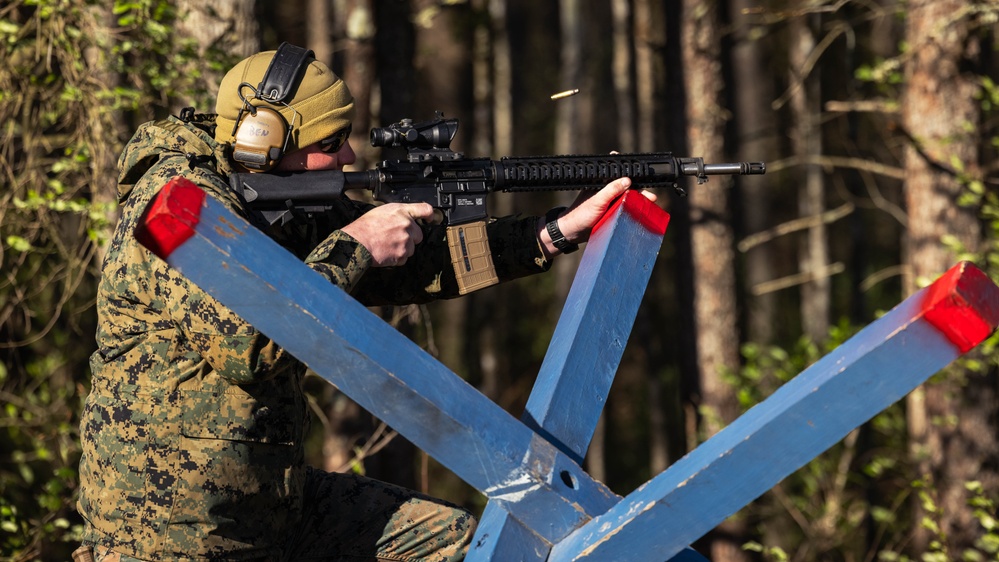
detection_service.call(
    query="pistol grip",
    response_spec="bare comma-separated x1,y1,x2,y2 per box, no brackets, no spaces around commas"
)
446,221,499,294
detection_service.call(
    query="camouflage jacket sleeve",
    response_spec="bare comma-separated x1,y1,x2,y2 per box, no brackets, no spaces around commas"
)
116,159,373,386
118,164,300,386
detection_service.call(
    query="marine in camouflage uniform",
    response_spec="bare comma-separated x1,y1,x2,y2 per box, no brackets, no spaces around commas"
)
77,50,555,561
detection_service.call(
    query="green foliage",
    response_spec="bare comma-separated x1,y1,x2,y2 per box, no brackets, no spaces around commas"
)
728,319,855,409
0,1,240,559
872,479,999,562
729,318,986,561
966,481,999,559
731,253,999,560
743,541,789,561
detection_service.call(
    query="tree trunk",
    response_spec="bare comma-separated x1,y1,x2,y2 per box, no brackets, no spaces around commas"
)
789,13,830,343
318,0,420,489
413,0,479,504
409,0,474,382
633,0,678,480
320,0,379,481
412,0,473,123
728,0,779,345
551,0,586,302
633,0,660,152
306,0,333,64
85,5,125,265
341,0,377,169
610,0,635,153
681,1,747,561
374,0,415,123
468,0,517,410
175,0,259,102
902,0,988,555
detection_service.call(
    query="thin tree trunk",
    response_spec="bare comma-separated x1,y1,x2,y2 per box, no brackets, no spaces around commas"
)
551,0,585,302
175,0,259,101
412,0,473,122
321,0,421,489
789,13,830,343
470,0,514,406
729,0,778,344
85,5,125,265
682,1,747,561
341,0,376,169
554,0,581,157
902,0,987,554
321,0,386,481
374,0,414,123
634,0,677,478
489,0,512,158
610,0,635,153
633,0,656,151
306,0,333,65
409,0,474,379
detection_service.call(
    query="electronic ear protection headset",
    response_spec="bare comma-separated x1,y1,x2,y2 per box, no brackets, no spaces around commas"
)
231,43,314,172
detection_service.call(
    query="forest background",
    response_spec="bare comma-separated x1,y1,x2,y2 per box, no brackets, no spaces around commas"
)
2,0,998,561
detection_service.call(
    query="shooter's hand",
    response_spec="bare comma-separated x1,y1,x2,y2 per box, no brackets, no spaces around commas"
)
342,202,435,267
538,177,657,256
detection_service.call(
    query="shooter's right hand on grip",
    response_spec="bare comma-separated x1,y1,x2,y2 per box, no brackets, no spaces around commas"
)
341,203,435,267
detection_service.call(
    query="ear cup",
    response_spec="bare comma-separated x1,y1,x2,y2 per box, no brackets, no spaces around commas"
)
232,106,289,171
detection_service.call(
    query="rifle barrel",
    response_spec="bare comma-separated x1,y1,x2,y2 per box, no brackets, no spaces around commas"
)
679,160,766,177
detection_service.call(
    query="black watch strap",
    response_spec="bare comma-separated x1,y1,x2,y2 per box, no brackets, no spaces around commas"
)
545,207,579,254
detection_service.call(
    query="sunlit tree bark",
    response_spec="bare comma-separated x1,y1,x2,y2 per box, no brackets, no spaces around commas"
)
176,0,259,102
682,1,747,560
902,0,990,554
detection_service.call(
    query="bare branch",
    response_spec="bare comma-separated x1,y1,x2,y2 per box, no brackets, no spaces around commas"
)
739,202,855,253
750,262,846,296
766,155,905,180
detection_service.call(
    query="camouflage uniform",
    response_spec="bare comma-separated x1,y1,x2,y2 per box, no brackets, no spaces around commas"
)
78,115,553,561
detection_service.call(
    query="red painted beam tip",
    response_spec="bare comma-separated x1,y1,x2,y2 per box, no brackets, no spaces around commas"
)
134,177,206,259
592,190,671,236
921,261,999,353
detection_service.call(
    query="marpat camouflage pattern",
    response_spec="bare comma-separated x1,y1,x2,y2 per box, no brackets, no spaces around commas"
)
77,114,551,560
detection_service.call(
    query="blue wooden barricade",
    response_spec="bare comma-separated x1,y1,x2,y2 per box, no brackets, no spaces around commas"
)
135,177,999,561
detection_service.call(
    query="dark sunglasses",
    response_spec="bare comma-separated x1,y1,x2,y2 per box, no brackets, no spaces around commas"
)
318,125,352,154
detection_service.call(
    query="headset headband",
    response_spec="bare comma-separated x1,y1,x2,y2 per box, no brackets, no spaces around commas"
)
257,42,314,103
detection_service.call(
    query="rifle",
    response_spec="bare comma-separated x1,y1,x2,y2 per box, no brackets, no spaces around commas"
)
230,113,766,294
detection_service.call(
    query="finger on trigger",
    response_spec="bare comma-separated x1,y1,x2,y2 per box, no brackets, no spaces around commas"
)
406,202,436,221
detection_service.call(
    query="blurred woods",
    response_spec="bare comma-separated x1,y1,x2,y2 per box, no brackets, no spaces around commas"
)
1,0,998,560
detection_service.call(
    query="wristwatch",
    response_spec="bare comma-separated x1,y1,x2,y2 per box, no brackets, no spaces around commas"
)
545,206,579,254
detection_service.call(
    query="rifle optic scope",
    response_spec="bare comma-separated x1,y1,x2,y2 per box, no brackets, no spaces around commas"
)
370,115,459,150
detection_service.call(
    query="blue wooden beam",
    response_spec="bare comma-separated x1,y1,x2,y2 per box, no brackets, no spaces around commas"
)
133,178,617,542
135,178,997,562
467,502,551,561
469,193,711,562
548,261,999,562
524,191,670,463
